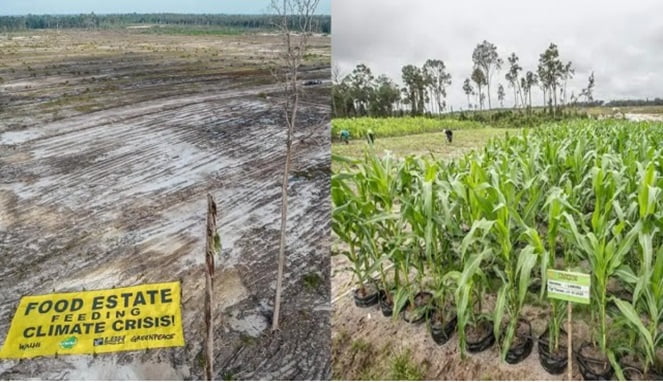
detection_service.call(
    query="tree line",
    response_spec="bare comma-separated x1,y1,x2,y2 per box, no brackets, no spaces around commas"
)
0,13,331,33
604,98,663,107
333,40,598,118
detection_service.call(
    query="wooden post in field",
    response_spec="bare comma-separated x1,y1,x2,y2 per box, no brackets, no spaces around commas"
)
567,303,572,380
204,193,217,380
547,269,590,382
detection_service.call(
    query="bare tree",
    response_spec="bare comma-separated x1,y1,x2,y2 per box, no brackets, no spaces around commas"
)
269,0,320,332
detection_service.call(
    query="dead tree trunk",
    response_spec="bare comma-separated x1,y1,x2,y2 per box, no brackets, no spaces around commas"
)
271,0,319,333
273,95,297,331
273,23,300,331
204,193,217,380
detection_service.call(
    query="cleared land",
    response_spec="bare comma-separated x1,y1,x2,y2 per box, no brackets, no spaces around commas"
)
0,29,331,379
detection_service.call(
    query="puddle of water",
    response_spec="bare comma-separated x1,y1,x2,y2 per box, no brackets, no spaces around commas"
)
226,312,268,337
0,129,41,145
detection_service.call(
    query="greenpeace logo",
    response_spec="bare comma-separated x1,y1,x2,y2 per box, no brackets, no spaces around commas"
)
93,336,126,346
130,333,175,342
59,336,77,350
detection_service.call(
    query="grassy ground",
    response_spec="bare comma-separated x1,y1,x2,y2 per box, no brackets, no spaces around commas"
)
138,25,253,36
332,330,427,380
332,128,520,171
331,117,482,139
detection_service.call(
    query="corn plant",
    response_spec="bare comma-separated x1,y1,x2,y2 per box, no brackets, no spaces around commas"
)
611,162,663,375
525,188,577,352
561,162,640,356
331,172,374,293
356,150,402,300
330,119,663,368
481,181,538,360
454,247,490,359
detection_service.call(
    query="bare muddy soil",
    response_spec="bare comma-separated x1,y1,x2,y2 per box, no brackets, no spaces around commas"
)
624,113,663,122
0,29,331,380
331,255,595,380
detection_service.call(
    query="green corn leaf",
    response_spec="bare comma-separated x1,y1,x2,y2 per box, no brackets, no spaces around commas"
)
607,349,625,381
610,297,655,359
392,287,410,321
517,247,538,307
493,284,507,348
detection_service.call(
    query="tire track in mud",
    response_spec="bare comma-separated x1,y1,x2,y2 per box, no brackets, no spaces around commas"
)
0,66,331,379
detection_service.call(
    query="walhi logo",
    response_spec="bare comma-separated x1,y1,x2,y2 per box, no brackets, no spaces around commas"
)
59,336,77,350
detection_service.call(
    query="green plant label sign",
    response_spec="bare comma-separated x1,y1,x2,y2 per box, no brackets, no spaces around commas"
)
546,269,590,304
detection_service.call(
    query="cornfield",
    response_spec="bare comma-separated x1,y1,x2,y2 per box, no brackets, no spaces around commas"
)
332,120,663,379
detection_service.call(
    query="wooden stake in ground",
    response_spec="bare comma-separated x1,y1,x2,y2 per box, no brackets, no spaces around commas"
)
204,194,217,380
567,302,573,381
546,269,590,381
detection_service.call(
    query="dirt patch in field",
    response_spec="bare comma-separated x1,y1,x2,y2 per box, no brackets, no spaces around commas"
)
624,113,663,122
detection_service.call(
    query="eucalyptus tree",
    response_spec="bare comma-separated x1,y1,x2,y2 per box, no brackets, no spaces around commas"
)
538,43,565,115
332,77,357,118
560,61,575,107
371,75,401,117
331,65,342,117
402,64,427,116
471,67,487,110
537,63,548,111
423,59,452,115
349,64,376,116
505,53,523,108
581,72,596,102
520,78,528,109
523,71,538,109
472,40,503,110
497,84,505,108
462,78,474,110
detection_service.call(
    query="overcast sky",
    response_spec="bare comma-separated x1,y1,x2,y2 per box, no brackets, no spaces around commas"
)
333,0,663,110
0,0,330,16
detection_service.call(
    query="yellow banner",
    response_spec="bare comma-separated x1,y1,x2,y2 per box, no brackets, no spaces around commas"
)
0,281,185,359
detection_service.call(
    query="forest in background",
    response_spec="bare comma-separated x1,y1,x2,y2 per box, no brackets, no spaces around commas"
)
0,13,331,34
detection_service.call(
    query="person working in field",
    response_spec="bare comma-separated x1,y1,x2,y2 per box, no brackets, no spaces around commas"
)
444,129,453,143
340,129,351,144
367,129,375,144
